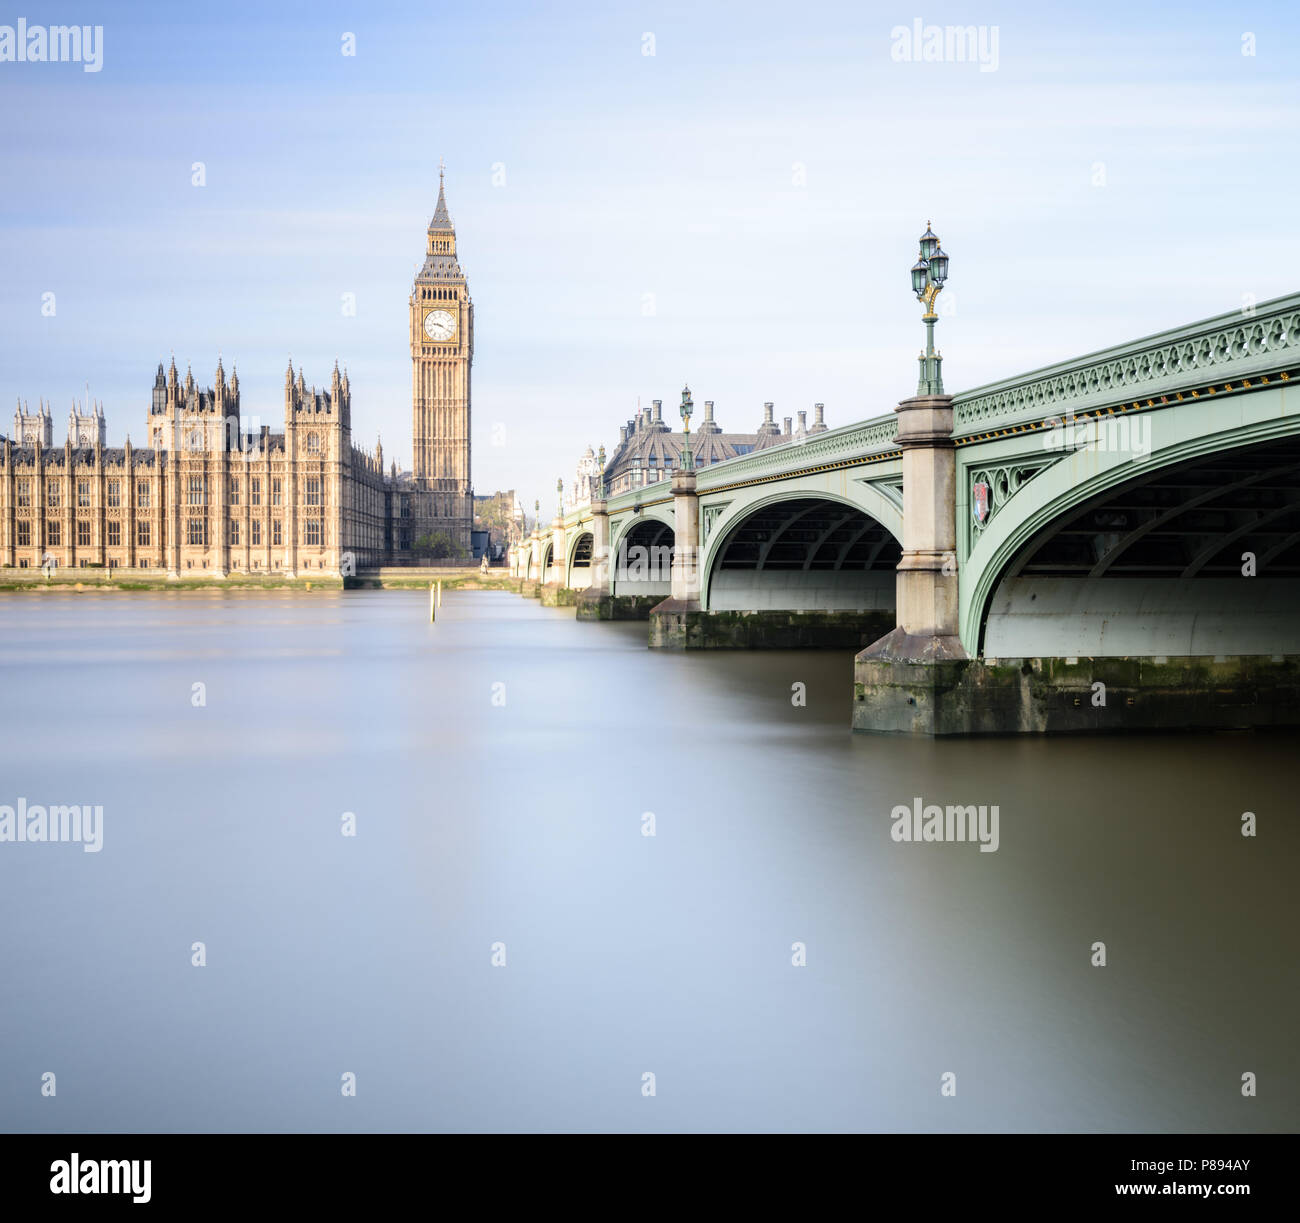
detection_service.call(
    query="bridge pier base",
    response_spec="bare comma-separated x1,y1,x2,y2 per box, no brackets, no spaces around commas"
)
651,607,895,649
854,651,1300,736
540,583,577,607
577,591,658,621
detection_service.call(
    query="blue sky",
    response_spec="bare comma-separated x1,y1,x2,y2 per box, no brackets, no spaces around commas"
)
2,0,1297,512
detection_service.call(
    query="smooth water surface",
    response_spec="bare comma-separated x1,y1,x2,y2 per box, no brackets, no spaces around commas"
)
0,590,1295,1132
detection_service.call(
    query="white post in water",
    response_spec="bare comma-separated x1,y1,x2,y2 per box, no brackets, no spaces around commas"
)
429,582,436,623
437,580,442,608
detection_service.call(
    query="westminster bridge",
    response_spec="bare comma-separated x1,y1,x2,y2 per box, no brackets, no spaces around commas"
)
508,292,1300,735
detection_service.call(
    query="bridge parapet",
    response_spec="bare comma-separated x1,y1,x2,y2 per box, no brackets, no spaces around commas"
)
565,412,901,525
952,292,1300,436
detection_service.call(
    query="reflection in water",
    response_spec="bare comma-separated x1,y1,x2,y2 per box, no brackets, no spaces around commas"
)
0,590,1295,1132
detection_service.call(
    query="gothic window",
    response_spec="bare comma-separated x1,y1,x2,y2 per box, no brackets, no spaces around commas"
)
137,480,151,507
16,520,30,547
77,480,90,507
187,428,204,452
306,432,320,455
230,479,240,506
46,520,60,546
137,521,150,546
107,521,121,547
16,479,29,507
251,478,261,507
305,519,321,546
306,478,320,506
230,519,240,546
107,479,120,507
252,520,261,546
47,480,60,507
272,478,282,507
272,520,283,546
188,476,206,506
77,520,91,547
187,518,207,546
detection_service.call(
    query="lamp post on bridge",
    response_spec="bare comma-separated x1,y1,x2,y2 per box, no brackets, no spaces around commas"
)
679,385,694,471
910,222,950,396
853,218,965,689
552,478,566,585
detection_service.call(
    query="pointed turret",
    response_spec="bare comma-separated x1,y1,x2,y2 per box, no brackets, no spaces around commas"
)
419,161,462,280
429,161,453,232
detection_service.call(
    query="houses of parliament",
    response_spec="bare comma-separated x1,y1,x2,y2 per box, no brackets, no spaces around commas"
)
0,172,474,576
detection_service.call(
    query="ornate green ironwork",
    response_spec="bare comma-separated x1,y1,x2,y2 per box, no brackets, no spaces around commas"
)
953,292,1300,434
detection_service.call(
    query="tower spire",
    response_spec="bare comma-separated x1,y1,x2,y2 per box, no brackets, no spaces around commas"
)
430,161,452,231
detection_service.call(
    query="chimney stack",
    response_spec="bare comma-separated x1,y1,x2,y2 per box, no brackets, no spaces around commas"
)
811,403,828,434
699,400,720,434
783,416,792,436
797,410,807,434
758,401,779,436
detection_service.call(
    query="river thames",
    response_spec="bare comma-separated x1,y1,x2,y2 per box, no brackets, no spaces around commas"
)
0,590,1295,1132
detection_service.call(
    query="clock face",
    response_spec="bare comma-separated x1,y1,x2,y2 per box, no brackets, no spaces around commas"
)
424,309,457,341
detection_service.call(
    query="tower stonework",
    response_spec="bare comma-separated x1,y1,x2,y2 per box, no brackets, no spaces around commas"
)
409,167,474,550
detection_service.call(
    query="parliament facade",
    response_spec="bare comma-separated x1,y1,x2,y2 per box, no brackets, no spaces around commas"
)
0,174,474,577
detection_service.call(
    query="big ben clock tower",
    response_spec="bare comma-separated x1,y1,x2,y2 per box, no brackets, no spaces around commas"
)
410,163,473,548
